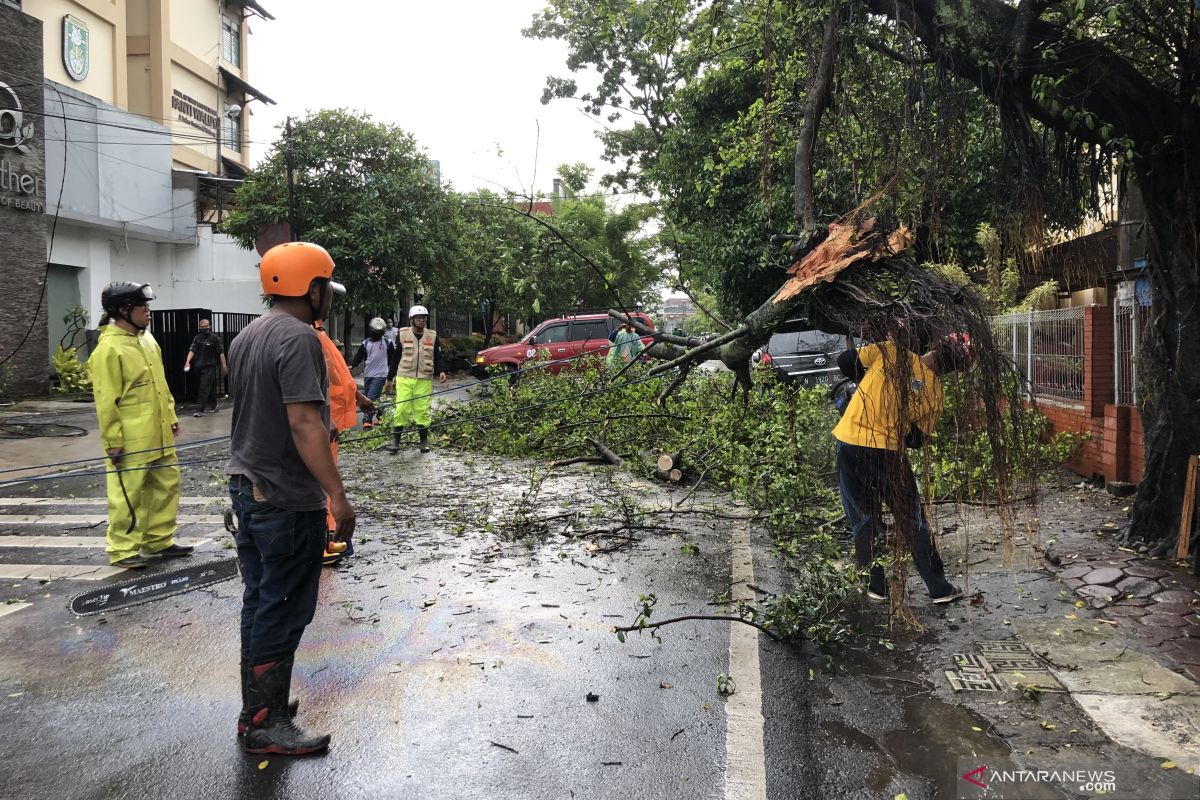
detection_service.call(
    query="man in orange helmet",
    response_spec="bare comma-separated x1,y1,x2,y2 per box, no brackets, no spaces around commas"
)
226,241,355,756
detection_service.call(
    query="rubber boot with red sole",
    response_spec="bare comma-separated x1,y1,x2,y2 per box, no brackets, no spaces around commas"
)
237,660,298,736
243,656,330,755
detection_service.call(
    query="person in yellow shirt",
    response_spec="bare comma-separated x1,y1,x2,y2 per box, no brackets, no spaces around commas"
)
832,334,972,604
88,282,191,568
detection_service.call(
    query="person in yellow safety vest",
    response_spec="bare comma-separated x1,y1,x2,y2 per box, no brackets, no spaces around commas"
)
386,304,446,454
88,282,192,569
314,317,374,566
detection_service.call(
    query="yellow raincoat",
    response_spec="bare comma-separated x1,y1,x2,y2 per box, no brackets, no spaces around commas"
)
89,324,181,562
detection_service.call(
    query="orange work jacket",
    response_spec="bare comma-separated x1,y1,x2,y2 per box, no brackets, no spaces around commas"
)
315,322,358,431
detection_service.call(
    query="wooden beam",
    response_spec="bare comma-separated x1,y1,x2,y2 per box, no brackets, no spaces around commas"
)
1176,454,1198,562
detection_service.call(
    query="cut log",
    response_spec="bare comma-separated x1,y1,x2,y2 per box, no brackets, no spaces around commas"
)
657,452,682,471
655,467,684,483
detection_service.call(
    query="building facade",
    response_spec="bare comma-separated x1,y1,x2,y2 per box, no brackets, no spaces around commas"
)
0,3,51,395
1,0,273,395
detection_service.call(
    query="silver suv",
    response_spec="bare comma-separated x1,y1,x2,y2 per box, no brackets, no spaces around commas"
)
752,326,849,387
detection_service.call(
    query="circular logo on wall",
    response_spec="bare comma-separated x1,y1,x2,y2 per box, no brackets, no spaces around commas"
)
0,82,35,154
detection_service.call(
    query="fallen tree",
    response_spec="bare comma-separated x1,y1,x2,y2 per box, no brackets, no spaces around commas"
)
531,0,1200,560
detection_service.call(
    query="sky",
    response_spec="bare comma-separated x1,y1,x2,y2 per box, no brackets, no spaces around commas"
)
247,0,613,197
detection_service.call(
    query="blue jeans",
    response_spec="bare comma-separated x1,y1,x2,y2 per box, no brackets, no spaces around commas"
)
229,475,326,664
835,442,953,595
362,376,387,424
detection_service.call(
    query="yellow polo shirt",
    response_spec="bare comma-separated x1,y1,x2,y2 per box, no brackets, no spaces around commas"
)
832,342,943,451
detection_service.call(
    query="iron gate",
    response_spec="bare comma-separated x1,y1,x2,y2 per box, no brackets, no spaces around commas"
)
150,308,259,403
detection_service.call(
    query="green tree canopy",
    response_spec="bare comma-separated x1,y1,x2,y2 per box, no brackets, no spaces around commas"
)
222,109,452,316
529,0,1200,550
434,180,660,339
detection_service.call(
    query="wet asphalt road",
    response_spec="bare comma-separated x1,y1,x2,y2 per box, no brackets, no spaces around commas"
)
4,407,1190,799
1,444,739,800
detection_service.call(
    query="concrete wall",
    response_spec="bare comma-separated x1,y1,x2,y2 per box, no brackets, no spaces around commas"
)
168,63,220,168
23,0,126,108
170,0,220,67
42,82,188,240
167,226,265,313
0,6,51,395
52,222,265,330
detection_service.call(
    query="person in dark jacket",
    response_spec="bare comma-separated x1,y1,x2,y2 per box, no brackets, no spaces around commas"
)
184,319,227,417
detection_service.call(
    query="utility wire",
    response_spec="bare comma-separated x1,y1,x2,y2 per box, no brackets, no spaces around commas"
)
0,338,646,477
0,364,673,489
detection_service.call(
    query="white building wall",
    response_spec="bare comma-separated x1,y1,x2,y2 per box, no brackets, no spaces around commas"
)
42,82,265,346
166,227,265,314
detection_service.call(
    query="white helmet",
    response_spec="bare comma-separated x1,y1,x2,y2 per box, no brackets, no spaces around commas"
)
408,305,429,318
368,317,386,333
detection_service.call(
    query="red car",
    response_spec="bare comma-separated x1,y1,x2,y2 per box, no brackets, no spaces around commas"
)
473,312,656,377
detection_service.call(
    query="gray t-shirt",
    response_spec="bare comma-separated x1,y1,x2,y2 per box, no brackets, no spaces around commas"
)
226,312,330,510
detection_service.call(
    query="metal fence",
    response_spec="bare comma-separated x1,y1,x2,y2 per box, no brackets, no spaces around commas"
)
1114,288,1153,406
992,307,1086,404
151,308,259,402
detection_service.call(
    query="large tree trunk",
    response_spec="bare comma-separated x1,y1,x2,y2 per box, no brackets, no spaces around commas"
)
1126,151,1200,555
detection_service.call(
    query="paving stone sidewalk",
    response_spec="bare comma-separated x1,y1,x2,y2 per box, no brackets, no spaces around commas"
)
1055,551,1200,682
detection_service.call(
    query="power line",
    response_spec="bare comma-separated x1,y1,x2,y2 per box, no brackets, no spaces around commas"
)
0,341,659,480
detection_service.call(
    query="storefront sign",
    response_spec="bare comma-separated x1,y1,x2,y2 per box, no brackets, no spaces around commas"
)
171,89,217,136
0,81,35,153
0,78,42,212
63,15,89,81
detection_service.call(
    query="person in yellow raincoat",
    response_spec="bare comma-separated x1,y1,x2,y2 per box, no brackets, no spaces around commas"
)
314,317,373,565
88,282,191,568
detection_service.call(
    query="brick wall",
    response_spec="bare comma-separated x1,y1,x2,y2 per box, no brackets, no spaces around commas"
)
1034,306,1144,483
0,7,49,396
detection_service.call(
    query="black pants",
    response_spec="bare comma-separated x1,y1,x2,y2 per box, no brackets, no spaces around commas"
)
195,366,219,413
835,442,953,595
229,475,326,664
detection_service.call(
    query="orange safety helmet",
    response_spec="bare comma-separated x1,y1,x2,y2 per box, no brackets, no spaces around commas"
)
259,242,336,297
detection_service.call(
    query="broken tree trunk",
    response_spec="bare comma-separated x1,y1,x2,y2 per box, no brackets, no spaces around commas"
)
587,437,623,466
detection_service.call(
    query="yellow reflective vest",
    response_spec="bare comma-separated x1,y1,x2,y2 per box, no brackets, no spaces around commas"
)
89,324,178,465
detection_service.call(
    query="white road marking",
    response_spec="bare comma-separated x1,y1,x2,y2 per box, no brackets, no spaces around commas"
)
0,536,211,549
0,515,223,526
0,602,32,618
0,497,224,507
725,524,768,800
0,564,127,581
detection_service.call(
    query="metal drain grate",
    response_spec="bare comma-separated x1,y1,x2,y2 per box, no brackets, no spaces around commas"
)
946,640,1065,693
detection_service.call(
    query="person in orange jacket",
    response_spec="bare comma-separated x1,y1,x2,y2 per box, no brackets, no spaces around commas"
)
314,318,373,565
